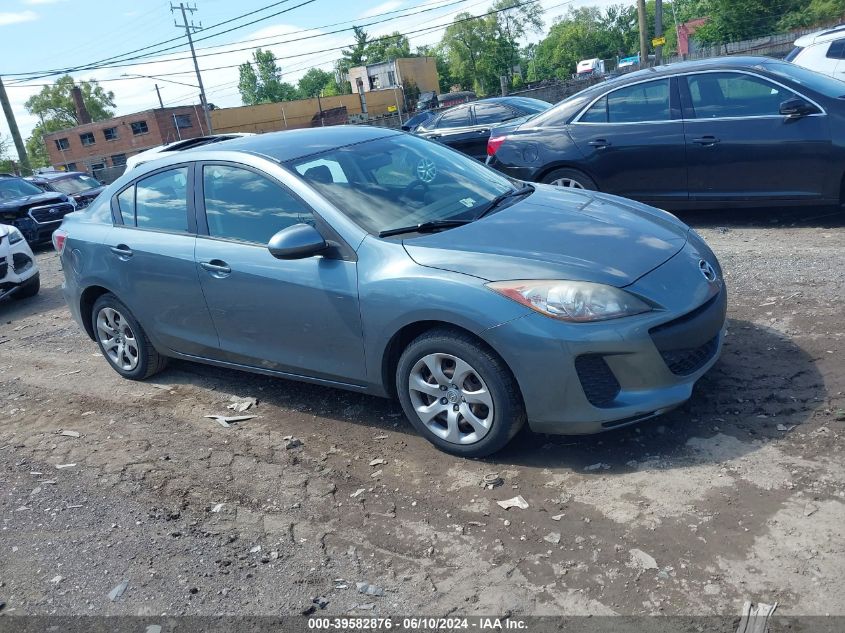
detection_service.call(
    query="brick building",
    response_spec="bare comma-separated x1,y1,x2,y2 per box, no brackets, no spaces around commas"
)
42,104,209,175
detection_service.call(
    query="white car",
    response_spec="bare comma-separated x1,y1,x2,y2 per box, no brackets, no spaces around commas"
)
124,133,255,171
0,224,39,301
787,25,845,79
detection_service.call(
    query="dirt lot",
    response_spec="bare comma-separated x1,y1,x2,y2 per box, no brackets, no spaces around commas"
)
1,207,843,619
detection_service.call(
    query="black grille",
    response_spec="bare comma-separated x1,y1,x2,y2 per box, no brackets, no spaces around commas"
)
28,202,73,224
659,335,719,376
575,354,621,407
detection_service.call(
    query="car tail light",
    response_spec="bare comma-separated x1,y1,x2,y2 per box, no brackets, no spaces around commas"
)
487,135,507,156
53,228,67,255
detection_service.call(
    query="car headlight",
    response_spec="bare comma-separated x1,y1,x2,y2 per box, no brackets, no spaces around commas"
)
7,227,24,245
487,280,652,322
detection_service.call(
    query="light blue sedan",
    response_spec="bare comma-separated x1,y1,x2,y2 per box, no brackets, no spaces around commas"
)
54,126,726,456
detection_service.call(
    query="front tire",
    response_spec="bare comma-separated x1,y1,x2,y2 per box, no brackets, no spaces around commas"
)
91,293,167,380
542,167,597,191
13,273,40,299
396,328,526,457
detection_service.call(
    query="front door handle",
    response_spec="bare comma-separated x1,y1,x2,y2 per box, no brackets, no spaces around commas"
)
110,244,133,259
588,139,611,149
200,260,231,276
692,136,720,146
476,129,489,134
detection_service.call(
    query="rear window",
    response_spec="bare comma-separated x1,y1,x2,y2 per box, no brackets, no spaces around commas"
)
784,46,803,62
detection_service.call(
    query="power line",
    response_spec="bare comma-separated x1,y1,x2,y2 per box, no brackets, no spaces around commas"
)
8,0,545,85
5,0,471,84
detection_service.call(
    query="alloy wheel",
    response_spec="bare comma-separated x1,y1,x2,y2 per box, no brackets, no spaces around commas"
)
96,306,139,371
550,177,585,189
407,353,494,445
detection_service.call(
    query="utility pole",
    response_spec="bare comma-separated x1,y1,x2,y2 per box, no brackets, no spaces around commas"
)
154,84,164,108
0,75,32,175
637,0,648,68
654,0,664,66
171,2,213,133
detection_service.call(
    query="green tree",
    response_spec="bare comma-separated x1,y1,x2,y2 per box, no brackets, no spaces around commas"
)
238,48,300,105
339,26,370,74
366,32,412,63
297,68,335,97
778,0,845,29
23,75,115,168
491,0,544,83
441,13,499,94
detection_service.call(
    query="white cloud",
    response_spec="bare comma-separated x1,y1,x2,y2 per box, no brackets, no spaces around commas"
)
0,10,38,26
359,0,403,19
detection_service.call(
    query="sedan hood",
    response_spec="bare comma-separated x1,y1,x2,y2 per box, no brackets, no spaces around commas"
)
403,186,688,287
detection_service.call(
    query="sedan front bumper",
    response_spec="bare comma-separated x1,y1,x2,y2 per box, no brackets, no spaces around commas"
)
480,241,726,435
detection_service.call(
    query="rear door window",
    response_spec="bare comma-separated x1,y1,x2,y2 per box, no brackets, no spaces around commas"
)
435,106,472,129
202,164,314,244
134,167,189,232
578,79,670,123
473,103,516,125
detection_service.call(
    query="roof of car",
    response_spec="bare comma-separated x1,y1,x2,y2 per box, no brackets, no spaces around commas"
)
586,56,785,89
795,24,845,46
188,125,402,163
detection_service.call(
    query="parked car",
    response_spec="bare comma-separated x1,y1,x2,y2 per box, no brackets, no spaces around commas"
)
124,133,254,171
0,223,40,301
401,110,436,133
416,96,551,161
0,173,76,244
786,24,845,79
27,171,105,209
55,126,725,457
486,56,845,210
577,57,606,77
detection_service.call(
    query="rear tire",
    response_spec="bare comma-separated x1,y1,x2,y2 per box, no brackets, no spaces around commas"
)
13,273,40,299
91,293,167,380
396,328,526,457
542,168,597,191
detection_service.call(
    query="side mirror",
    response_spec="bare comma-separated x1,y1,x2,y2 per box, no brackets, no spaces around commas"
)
779,97,818,119
267,223,327,260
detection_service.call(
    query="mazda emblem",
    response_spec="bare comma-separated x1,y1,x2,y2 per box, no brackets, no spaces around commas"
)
699,259,717,282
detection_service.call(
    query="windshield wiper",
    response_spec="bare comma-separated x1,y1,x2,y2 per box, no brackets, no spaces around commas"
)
378,219,471,238
473,184,534,221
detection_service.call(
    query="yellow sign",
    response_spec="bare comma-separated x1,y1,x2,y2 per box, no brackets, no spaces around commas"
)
652,36,666,47
387,105,398,112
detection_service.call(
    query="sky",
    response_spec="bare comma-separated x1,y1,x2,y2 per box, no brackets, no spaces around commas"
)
0,0,630,161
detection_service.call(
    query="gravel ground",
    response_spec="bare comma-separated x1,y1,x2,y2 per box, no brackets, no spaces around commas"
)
0,207,843,618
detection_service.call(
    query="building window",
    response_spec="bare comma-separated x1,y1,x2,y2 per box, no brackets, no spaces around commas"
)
130,121,149,135
89,162,105,173
369,75,380,90
174,114,192,129
65,162,77,171
55,138,70,151
103,127,119,141
111,153,127,166
387,71,396,86
80,132,96,146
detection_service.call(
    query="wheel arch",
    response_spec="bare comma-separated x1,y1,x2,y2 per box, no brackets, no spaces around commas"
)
535,162,600,188
79,285,114,340
380,319,524,407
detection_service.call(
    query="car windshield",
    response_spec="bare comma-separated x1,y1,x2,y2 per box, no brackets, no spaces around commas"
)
0,177,44,200
288,134,514,235
49,174,101,194
761,60,845,98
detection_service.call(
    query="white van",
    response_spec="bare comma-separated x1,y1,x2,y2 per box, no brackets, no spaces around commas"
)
786,25,845,79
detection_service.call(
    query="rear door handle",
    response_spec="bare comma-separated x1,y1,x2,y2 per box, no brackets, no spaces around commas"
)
110,244,133,259
588,139,611,149
200,260,231,276
692,136,720,146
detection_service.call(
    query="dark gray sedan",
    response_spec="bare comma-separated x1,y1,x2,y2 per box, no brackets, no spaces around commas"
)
54,126,725,456
487,56,845,210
